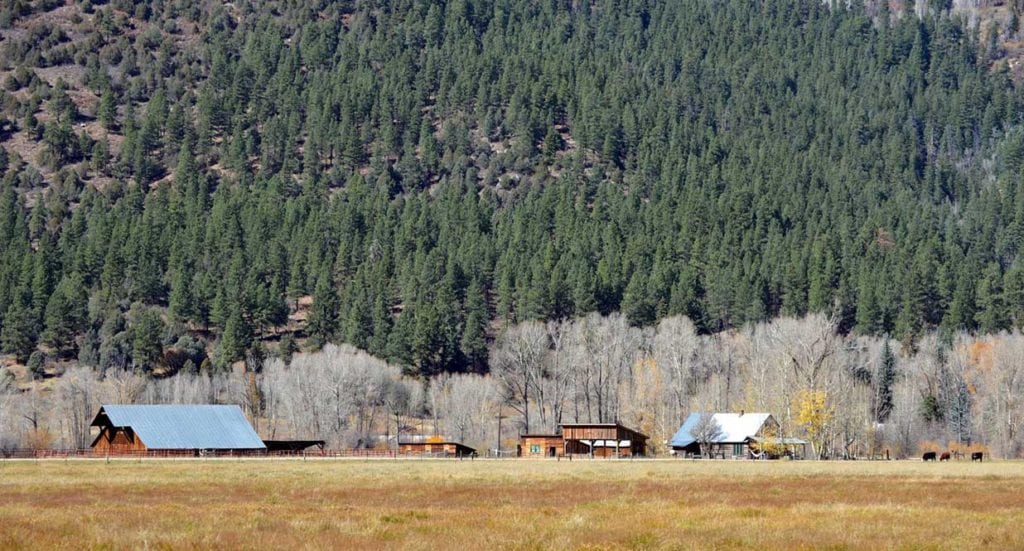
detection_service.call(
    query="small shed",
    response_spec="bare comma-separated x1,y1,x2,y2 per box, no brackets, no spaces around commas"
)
263,440,326,453
90,404,266,456
670,412,806,459
399,437,475,457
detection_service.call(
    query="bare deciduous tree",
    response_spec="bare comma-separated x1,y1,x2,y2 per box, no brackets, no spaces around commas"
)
567,313,641,423
537,320,573,432
0,369,16,452
54,366,100,448
260,344,405,446
428,373,497,449
986,335,1024,457
491,321,547,433
764,313,841,389
8,314,1024,459
693,413,724,458
651,316,700,442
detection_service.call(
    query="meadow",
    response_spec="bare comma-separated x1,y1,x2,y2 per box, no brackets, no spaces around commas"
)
1,458,1022,550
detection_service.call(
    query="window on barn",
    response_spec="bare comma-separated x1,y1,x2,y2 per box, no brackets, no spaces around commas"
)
733,444,743,457
530,445,540,454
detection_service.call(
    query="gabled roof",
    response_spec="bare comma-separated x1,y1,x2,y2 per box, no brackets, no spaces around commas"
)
670,412,773,448
91,405,266,450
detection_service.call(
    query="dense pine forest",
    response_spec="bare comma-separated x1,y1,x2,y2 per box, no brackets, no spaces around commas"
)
2,0,1024,378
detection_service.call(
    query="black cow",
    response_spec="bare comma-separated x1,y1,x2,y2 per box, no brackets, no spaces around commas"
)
922,451,937,461
971,452,984,462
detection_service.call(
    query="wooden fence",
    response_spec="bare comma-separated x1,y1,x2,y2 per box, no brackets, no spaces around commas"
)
0,448,479,459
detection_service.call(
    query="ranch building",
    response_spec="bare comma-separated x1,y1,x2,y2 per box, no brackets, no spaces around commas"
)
262,440,326,453
519,422,648,458
519,434,566,458
670,412,807,459
90,404,266,456
399,437,476,457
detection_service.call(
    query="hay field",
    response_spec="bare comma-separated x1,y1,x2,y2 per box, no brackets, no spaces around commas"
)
1,459,1022,550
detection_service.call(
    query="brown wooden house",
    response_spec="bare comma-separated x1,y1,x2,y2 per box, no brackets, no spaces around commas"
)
90,404,266,456
519,423,648,458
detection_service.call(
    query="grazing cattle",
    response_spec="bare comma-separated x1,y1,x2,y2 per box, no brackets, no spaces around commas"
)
923,452,937,461
940,452,951,462
972,452,984,462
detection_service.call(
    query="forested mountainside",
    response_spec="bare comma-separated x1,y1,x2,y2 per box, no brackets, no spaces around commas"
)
2,0,1024,377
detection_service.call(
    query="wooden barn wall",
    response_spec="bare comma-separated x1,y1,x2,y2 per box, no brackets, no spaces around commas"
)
520,436,564,457
561,426,619,441
92,427,147,454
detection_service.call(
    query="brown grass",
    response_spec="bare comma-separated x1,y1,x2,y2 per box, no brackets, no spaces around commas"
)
1,459,1022,550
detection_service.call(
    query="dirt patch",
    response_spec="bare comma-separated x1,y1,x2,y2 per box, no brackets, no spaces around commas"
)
33,65,86,88
3,130,49,175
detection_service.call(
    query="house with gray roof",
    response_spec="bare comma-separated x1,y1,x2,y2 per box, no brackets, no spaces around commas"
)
670,411,806,459
90,404,266,456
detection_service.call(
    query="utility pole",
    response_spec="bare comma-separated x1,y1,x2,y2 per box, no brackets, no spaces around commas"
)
496,407,507,458
393,410,401,451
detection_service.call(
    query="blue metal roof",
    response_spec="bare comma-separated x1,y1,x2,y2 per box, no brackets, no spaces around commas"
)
94,405,266,450
670,412,702,448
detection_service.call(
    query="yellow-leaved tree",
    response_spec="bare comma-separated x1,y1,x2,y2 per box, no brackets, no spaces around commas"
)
751,424,787,459
795,389,832,459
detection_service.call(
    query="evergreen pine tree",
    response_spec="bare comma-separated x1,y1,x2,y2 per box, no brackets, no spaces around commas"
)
306,267,339,351
41,274,87,355
876,340,896,423
218,304,251,366
1,296,37,363
460,277,489,373
130,306,164,372
98,88,117,130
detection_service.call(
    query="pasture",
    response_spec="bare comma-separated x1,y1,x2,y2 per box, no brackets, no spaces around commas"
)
0,459,1021,549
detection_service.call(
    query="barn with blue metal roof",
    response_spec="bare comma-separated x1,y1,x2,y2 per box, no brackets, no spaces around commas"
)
90,404,266,456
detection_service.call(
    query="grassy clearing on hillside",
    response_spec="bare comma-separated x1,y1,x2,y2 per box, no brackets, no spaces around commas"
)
0,459,1021,550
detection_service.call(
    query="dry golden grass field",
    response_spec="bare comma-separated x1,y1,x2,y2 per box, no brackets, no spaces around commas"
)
1,459,1023,550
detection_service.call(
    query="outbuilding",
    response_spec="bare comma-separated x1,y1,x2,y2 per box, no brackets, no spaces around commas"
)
263,440,326,453
90,404,266,456
399,437,476,457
